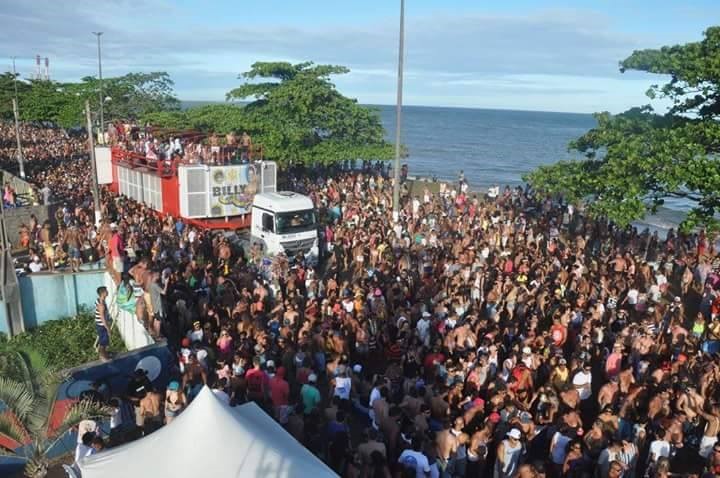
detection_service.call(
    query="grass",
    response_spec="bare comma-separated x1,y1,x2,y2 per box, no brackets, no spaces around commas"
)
0,312,126,371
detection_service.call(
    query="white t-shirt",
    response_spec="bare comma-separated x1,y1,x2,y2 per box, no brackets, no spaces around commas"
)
417,318,430,340
572,370,592,400
627,288,639,305
334,376,352,400
398,449,431,478
649,439,670,461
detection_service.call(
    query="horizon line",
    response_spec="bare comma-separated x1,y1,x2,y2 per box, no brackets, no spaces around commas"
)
180,99,595,116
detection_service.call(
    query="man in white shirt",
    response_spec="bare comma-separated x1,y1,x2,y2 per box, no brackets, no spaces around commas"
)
648,429,671,462
398,438,431,478
417,312,431,346
572,362,592,401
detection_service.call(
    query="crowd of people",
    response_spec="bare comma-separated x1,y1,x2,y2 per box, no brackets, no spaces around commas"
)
0,121,86,166
6,123,720,477
77,157,720,478
110,120,255,165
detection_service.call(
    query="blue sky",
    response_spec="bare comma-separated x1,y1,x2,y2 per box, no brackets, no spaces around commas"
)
0,0,717,113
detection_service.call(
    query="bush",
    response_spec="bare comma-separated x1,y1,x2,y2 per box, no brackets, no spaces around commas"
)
1,312,126,370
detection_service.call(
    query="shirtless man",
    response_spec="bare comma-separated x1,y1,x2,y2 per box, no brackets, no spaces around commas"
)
436,416,464,475
137,385,162,434
598,378,619,410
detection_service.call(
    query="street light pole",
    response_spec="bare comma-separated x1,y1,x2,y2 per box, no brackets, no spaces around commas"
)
392,0,405,222
11,99,25,180
85,101,102,227
11,57,25,179
92,32,104,144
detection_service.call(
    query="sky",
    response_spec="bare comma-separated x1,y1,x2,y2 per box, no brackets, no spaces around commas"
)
0,0,717,113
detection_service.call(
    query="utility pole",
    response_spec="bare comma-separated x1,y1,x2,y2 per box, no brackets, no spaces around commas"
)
92,32,104,144
392,0,405,222
85,101,102,227
11,57,25,178
11,99,25,179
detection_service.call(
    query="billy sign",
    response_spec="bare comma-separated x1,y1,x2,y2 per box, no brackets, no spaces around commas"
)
208,165,258,217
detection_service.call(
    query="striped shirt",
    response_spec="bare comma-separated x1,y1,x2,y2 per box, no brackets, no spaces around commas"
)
95,298,108,326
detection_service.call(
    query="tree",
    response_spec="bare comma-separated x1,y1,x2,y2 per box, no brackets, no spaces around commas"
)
227,61,393,165
0,348,110,477
0,72,31,121
3,72,180,128
525,26,720,232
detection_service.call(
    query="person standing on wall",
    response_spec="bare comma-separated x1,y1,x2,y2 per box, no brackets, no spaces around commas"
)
95,286,112,362
109,223,125,274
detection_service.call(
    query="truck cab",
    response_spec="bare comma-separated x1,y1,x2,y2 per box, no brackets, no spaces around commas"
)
251,191,319,264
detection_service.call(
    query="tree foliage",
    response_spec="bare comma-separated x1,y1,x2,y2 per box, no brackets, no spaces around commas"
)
145,61,394,166
525,26,720,232
0,348,112,477
2,72,180,128
0,72,31,121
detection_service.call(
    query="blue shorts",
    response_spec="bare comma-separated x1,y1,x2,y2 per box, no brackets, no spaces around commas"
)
96,324,110,346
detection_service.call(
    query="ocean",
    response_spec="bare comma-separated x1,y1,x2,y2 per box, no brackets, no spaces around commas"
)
374,104,686,234
180,101,686,232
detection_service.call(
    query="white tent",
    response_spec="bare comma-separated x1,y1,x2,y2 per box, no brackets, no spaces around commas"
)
79,387,338,478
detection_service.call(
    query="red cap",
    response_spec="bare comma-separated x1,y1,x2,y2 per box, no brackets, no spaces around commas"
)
181,337,191,348
472,398,485,409
488,412,501,424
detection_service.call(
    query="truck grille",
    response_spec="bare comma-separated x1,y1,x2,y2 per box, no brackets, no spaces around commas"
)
281,238,315,253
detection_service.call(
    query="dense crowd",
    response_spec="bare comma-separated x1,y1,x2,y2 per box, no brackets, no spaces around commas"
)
110,120,254,165
80,158,720,478
0,121,86,165
8,124,720,478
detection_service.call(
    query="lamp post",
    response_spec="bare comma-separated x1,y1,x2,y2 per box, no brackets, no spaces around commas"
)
11,57,25,179
392,0,405,222
85,101,102,227
92,32,104,144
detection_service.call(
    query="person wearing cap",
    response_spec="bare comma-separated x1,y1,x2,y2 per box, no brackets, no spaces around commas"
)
495,428,523,478
164,381,186,424
109,222,125,274
301,373,321,415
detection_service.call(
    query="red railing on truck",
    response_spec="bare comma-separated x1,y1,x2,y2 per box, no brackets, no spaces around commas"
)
110,145,265,178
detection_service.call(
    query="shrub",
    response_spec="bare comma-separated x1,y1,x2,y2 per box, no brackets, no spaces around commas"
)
1,312,126,370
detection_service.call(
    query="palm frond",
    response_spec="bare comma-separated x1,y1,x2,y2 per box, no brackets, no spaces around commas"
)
57,399,113,433
0,413,27,451
0,377,36,428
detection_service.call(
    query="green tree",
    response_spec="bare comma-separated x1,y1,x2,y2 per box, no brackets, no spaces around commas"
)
0,72,31,121
18,80,71,124
525,26,720,232
5,72,180,128
227,61,393,165
0,348,110,477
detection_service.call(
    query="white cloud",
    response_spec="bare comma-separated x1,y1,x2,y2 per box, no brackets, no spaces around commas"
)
0,1,682,112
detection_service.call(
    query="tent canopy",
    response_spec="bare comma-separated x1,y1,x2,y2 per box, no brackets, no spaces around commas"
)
79,387,338,478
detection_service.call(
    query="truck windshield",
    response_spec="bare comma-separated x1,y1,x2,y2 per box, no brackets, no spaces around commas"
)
275,209,317,234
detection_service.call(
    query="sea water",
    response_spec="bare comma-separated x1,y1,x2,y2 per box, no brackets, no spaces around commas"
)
376,104,686,234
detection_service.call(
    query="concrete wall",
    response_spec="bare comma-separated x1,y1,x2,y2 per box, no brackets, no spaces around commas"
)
18,270,105,329
2,170,35,197
3,204,59,248
103,272,155,350
0,270,155,352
